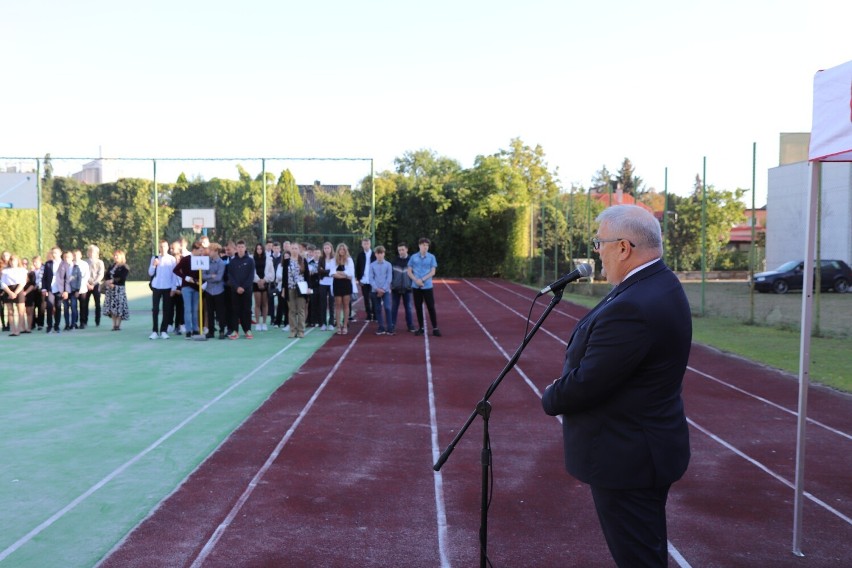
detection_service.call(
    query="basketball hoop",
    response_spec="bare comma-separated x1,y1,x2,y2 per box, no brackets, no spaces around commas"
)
192,217,203,235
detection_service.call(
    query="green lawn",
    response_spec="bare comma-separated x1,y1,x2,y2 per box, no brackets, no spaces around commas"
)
690,315,851,392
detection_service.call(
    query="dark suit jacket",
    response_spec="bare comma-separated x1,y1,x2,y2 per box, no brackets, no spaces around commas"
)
541,260,691,490
355,249,373,281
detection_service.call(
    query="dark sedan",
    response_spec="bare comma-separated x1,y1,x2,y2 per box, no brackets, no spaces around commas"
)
751,260,852,294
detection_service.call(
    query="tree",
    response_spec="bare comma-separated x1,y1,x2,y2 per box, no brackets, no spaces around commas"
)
664,177,746,271
277,169,302,212
615,157,646,196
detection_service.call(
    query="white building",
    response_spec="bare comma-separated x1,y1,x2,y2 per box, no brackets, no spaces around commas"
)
766,134,852,269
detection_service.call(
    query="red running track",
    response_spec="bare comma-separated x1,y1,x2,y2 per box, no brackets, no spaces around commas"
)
100,278,852,567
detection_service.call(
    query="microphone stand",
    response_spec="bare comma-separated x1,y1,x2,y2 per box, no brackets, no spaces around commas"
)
433,287,565,568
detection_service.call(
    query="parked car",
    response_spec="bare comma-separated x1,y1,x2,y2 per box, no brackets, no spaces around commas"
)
751,260,852,294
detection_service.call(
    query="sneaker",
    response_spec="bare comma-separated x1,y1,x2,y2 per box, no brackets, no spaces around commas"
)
245,331,254,339
282,324,290,332
185,332,192,339
149,331,159,340
408,328,417,333
320,324,327,331
228,331,239,340
167,325,175,334
432,328,442,337
296,332,305,338
160,331,170,339
203,327,209,335
219,332,226,340
375,330,386,336
414,329,425,336
387,330,396,336
178,325,187,334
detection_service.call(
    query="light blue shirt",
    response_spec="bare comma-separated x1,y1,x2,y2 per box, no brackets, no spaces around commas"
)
407,252,437,290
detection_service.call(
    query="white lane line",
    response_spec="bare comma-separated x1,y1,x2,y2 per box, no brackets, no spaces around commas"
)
479,279,581,322
450,281,700,565
459,279,571,346
465,278,852,442
686,366,852,442
688,417,852,527
188,325,365,568
2,337,307,564
422,317,452,568
668,541,693,568
447,281,545,398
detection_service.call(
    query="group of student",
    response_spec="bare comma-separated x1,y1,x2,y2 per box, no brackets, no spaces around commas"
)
0,235,442,341
0,245,128,336
147,235,441,341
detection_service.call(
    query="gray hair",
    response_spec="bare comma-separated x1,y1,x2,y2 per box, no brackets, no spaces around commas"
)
596,205,663,255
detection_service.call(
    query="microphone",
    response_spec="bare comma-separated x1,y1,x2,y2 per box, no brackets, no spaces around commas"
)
539,263,593,294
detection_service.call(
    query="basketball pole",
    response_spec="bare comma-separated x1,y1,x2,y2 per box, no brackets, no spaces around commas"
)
193,225,207,341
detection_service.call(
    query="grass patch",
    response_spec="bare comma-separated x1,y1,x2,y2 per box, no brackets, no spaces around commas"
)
690,316,851,392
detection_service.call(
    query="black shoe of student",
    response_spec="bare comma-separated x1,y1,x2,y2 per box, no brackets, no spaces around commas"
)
79,324,86,330
432,328,442,337
414,329,425,336
205,332,215,339
64,325,71,331
186,332,192,339
219,332,226,340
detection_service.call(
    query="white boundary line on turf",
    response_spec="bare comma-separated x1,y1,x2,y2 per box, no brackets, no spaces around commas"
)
0,335,308,564
453,279,692,568
188,324,369,568
422,316,452,568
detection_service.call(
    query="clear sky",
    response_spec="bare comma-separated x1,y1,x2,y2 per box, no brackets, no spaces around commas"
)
2,0,850,207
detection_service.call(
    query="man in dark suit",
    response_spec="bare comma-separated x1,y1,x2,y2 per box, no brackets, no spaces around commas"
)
542,204,691,567
354,238,375,322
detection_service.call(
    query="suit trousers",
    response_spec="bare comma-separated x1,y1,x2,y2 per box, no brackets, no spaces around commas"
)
412,288,437,331
590,484,671,568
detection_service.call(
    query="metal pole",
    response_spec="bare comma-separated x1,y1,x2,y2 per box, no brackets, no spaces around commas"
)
700,156,707,316
793,161,820,557
586,188,592,257
153,159,159,255
36,158,43,254
262,159,267,243
540,195,545,283
370,159,375,245
566,188,573,264
662,167,668,264
749,143,756,324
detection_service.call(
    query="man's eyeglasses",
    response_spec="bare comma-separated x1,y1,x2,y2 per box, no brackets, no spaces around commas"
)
592,237,636,251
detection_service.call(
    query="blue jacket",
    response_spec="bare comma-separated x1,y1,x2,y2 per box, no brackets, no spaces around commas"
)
227,254,255,290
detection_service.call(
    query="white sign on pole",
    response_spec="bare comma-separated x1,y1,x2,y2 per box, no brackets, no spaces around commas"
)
809,59,852,162
190,255,210,271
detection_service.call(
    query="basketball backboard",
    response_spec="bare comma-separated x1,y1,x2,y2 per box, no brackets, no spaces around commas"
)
180,209,216,233
0,172,39,209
